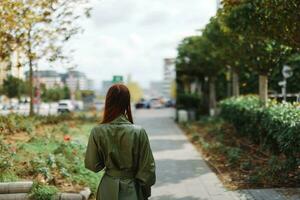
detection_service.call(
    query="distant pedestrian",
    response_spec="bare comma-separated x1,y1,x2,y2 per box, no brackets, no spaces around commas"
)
85,84,156,200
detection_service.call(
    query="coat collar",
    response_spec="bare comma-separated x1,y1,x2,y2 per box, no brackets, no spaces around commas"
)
110,114,131,125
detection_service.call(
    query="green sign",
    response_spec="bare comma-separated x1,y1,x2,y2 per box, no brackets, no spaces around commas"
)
112,75,123,83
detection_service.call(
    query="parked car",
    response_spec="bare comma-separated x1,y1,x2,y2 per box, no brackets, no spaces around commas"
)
57,100,75,113
135,99,151,109
149,98,164,109
165,99,176,107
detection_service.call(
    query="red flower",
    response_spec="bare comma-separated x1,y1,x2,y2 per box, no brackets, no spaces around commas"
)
64,135,71,141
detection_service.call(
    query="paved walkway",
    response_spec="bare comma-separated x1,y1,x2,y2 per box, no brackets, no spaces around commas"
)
135,109,299,200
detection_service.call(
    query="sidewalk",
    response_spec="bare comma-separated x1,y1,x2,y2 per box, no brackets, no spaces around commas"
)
135,109,299,200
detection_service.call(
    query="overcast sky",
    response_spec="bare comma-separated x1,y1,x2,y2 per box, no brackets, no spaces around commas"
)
45,0,216,89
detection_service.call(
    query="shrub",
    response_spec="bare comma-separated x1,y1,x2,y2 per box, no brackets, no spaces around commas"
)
219,95,300,170
30,182,58,200
0,114,36,134
0,138,16,174
226,147,242,166
177,93,202,109
37,113,73,125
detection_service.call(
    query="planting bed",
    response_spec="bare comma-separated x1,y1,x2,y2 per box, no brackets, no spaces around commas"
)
0,113,102,200
181,117,299,190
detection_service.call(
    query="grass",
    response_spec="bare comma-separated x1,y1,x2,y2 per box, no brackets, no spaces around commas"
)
0,113,103,199
181,117,300,189
29,182,59,200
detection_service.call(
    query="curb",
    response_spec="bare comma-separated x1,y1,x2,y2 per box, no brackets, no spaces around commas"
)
0,181,33,194
0,182,91,200
0,193,29,200
57,188,91,200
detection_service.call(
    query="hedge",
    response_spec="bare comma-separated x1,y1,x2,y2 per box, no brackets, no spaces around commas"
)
219,95,300,170
177,93,202,109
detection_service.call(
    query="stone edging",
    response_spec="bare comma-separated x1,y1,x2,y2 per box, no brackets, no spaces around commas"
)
0,181,91,200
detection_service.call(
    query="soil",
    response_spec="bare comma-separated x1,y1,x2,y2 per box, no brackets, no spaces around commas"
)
181,121,300,190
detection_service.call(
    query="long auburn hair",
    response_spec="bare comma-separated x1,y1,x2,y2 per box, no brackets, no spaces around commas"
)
101,84,133,124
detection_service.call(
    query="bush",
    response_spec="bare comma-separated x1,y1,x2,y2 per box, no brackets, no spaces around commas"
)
219,95,300,170
177,93,202,109
30,182,58,200
37,114,73,125
0,137,16,182
0,114,36,134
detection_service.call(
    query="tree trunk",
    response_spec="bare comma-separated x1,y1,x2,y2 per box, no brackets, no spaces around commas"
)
259,75,268,105
28,29,34,116
232,70,240,97
209,76,217,116
29,59,34,116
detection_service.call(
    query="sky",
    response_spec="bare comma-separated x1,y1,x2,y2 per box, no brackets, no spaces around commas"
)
44,0,217,90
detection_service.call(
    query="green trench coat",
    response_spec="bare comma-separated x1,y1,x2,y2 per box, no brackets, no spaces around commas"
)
85,115,156,200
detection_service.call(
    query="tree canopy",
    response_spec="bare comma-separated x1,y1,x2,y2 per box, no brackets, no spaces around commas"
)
176,0,300,110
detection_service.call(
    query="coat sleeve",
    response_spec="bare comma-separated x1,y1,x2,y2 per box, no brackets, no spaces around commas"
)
135,128,156,196
85,127,105,173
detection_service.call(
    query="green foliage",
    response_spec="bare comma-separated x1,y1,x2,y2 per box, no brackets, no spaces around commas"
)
184,115,299,186
17,131,100,193
53,141,101,193
0,114,36,134
220,95,300,169
36,113,73,125
177,93,202,109
0,138,16,175
222,0,300,49
41,86,71,102
2,76,29,99
226,147,242,165
29,182,58,200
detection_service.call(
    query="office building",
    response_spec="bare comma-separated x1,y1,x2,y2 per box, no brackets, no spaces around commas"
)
162,58,176,98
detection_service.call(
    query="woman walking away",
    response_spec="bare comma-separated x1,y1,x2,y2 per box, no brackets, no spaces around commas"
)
85,84,156,200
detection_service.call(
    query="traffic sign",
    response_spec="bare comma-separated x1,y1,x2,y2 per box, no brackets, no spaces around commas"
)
112,75,123,83
282,65,293,79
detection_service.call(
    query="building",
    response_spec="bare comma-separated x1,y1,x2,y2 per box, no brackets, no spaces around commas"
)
101,80,113,96
25,70,63,89
162,58,176,99
149,81,164,98
87,79,95,91
63,70,90,92
0,48,25,85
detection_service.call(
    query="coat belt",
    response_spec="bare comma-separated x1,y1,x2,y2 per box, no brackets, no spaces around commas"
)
105,169,135,179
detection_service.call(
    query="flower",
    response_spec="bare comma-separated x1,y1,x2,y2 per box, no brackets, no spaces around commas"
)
64,135,71,142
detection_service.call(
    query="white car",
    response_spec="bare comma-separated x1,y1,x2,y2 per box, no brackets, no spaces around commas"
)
57,100,75,113
150,98,164,109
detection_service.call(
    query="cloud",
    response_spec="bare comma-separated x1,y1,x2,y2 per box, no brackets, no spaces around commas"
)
42,0,216,89
139,10,171,26
91,0,137,27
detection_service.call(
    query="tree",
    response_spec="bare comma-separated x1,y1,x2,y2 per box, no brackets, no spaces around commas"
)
222,0,300,49
126,81,143,103
2,75,28,99
62,86,71,99
222,1,293,104
41,85,71,102
176,34,224,115
0,0,91,115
